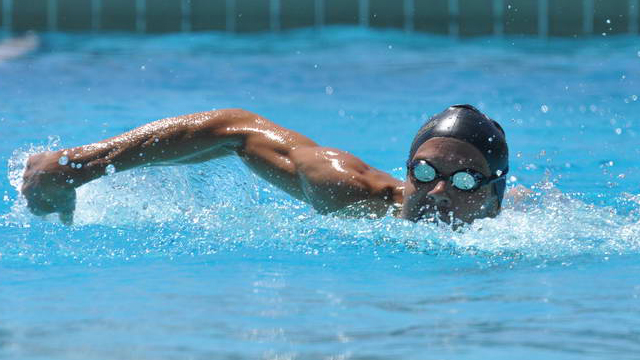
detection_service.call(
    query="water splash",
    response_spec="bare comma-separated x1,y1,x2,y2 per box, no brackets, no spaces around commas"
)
3,144,640,265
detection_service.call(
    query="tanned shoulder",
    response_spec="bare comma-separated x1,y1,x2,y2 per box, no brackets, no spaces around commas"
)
290,146,403,215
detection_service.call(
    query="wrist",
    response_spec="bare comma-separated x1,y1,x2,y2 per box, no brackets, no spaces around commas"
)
54,148,108,188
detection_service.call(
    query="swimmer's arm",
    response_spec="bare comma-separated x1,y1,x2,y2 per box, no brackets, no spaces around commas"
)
503,185,534,209
22,109,402,221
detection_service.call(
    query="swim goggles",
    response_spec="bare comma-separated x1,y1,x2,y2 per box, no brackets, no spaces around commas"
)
407,159,505,191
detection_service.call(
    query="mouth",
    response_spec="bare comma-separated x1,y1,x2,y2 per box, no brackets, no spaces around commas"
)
416,205,454,223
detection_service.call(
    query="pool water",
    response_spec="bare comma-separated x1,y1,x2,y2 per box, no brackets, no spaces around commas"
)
1,28,640,359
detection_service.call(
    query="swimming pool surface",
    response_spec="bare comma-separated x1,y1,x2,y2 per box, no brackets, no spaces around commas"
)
1,28,640,359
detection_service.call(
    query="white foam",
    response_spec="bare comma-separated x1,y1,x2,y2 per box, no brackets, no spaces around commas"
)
5,144,640,262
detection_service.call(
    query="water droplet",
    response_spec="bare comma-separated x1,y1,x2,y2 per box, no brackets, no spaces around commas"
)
70,162,76,168
140,65,146,71
516,151,522,158
496,170,503,176
105,164,116,175
632,95,638,101
509,175,517,182
606,19,611,24
58,156,69,166
540,105,549,113
618,173,626,179
325,86,334,95
66,178,74,184
608,161,614,167
615,128,622,135
488,136,494,142
76,163,82,169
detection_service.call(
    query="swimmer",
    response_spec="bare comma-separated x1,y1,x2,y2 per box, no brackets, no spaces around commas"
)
21,105,514,225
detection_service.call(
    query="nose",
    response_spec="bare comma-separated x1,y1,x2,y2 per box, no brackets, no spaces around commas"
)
427,180,451,208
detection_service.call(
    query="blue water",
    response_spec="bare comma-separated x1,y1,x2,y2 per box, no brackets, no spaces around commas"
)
1,28,640,359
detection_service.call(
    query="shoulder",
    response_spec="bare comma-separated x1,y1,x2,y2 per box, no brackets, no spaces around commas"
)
290,146,403,214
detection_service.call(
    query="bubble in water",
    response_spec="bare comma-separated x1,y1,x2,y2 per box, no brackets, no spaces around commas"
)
509,175,517,182
541,105,549,113
632,95,638,101
488,136,494,142
58,156,69,166
615,128,623,135
70,162,76,168
496,170,503,176
606,19,611,24
76,163,82,169
325,86,334,95
105,164,116,175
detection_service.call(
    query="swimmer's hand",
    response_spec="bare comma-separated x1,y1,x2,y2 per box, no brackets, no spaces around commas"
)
504,185,534,210
21,151,77,225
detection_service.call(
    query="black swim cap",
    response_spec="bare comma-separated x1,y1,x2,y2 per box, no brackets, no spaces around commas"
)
408,104,509,201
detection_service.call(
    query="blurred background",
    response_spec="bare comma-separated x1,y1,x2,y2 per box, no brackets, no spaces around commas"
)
1,0,638,37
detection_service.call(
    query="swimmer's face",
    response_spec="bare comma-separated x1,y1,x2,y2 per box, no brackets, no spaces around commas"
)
401,137,499,224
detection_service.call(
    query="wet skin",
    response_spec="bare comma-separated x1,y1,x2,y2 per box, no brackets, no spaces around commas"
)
21,109,500,225
401,137,499,223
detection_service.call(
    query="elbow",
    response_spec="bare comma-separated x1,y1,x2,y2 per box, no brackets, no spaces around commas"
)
214,108,260,124
203,108,260,136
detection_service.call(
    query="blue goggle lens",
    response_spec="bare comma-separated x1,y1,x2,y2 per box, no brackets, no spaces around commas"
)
412,162,436,182
451,172,477,190
411,161,482,191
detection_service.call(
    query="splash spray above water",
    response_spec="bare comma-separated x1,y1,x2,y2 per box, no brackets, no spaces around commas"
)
3,139,640,265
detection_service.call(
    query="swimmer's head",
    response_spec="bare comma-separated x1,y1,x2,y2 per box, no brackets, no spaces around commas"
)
401,104,509,224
